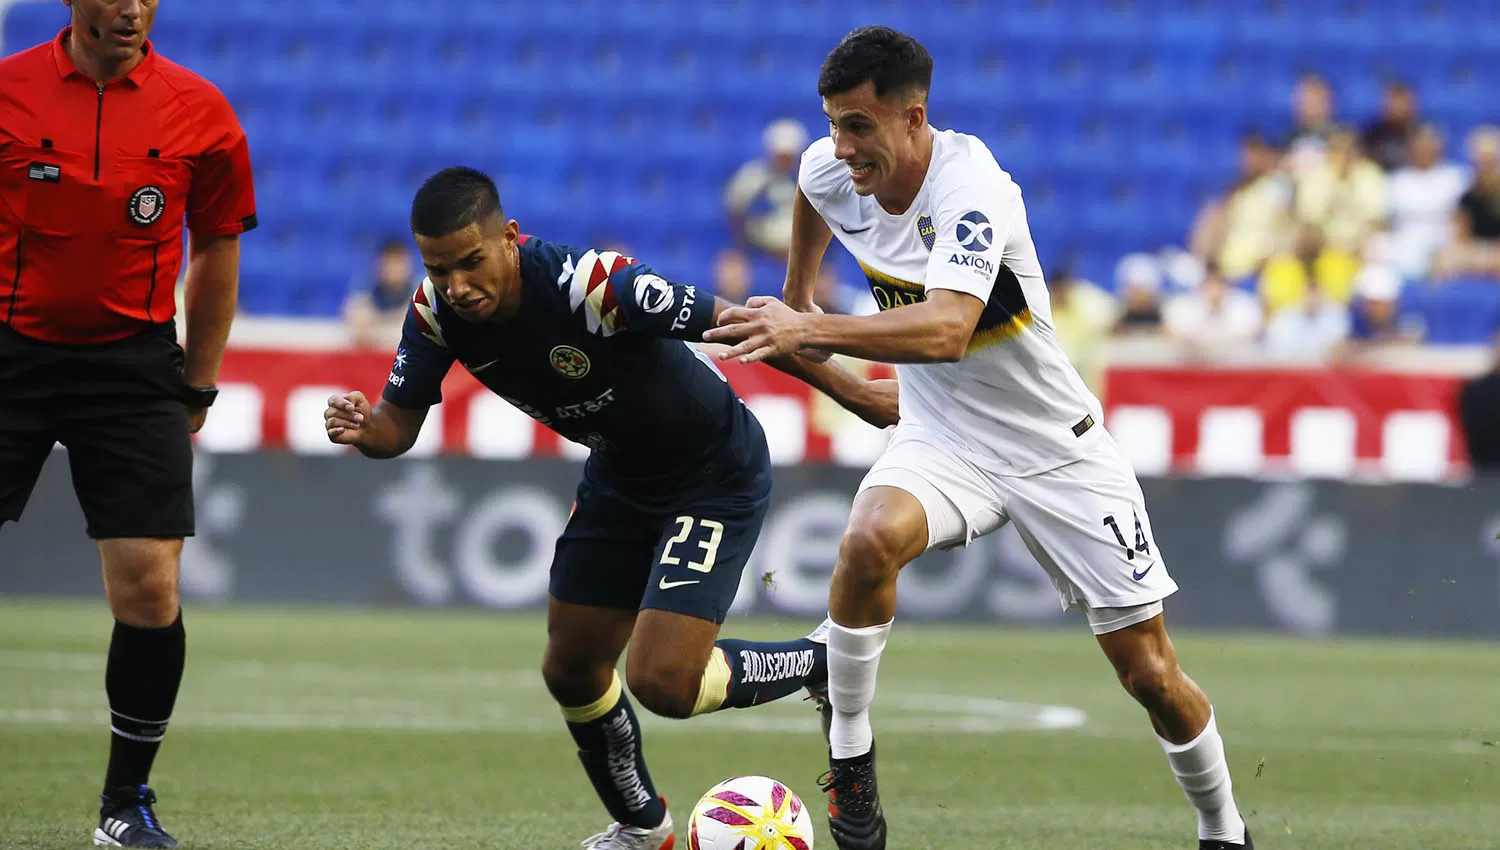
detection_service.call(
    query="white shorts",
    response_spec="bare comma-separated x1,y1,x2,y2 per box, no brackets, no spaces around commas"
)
857,423,1178,632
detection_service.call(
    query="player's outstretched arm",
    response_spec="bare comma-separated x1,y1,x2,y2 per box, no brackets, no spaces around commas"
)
781,186,833,310
706,291,984,365
764,353,899,429
324,391,430,459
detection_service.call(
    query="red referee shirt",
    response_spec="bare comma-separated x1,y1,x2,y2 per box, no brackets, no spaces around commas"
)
0,28,258,345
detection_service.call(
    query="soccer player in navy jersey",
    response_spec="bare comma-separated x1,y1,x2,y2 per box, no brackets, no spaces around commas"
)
322,166,898,849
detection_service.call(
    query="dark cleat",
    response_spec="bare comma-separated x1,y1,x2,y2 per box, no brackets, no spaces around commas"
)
95,785,177,848
1200,824,1254,849
817,745,886,850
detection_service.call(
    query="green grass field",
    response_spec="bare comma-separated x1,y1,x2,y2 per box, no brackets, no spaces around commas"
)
2,598,1498,849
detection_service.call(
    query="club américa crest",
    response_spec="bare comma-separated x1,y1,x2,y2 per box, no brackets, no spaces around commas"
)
549,345,591,379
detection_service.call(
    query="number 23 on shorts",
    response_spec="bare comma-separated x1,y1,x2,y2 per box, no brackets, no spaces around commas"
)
660,515,725,573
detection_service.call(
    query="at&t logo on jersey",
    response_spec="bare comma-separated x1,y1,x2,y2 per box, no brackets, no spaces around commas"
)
956,210,993,252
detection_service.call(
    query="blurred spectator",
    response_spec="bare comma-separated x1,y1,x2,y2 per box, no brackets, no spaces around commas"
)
813,265,877,316
1361,81,1420,172
724,118,808,259
1112,253,1165,335
1284,73,1338,176
1293,126,1386,255
1189,132,1292,281
1443,126,1500,275
1458,340,1500,471
1388,125,1470,279
1346,264,1421,346
712,249,752,304
1262,280,1350,361
1158,248,1207,292
343,239,419,349
1047,266,1118,394
1161,263,1263,358
1259,224,1360,314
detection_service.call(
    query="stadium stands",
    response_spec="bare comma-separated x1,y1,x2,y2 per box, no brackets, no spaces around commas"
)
4,0,1497,326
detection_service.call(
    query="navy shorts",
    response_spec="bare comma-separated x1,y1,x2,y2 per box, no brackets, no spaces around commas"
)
549,461,771,625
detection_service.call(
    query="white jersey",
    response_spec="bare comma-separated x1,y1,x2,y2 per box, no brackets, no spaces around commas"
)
800,128,1103,476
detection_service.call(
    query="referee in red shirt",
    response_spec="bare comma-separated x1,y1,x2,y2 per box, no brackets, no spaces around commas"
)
0,2,256,846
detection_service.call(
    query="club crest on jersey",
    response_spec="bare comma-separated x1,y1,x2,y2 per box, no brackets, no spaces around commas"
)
127,186,166,226
550,345,591,379
917,215,936,252
956,210,993,252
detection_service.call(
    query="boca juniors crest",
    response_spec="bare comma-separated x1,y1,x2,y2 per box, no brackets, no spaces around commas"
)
128,185,166,226
917,215,936,251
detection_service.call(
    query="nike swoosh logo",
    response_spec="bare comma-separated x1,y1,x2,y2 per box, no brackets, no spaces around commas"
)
1131,563,1154,581
839,224,872,234
658,578,701,590
469,359,500,373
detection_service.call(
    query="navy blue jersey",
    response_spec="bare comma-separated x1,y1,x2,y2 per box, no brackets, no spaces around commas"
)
382,235,764,501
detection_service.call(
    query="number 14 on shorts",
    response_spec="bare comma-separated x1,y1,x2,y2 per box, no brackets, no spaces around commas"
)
1103,512,1151,561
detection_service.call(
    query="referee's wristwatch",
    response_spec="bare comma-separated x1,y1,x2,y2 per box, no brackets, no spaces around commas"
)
183,385,219,410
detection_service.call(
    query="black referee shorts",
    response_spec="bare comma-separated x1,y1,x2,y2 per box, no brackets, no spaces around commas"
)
0,322,194,539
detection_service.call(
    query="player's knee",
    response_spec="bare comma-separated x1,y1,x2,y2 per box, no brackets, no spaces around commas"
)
102,544,181,627
836,520,911,588
540,650,609,707
625,662,697,719
1122,653,1179,710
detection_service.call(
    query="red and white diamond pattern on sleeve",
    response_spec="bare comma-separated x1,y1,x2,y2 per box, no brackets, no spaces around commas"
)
412,277,448,349
565,249,633,337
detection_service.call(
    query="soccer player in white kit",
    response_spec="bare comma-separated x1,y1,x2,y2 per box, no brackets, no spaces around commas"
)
705,25,1254,850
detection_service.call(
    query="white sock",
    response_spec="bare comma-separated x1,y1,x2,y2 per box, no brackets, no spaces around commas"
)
827,618,892,759
1158,709,1245,843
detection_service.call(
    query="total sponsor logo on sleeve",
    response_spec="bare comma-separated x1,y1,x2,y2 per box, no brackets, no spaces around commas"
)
669,284,699,332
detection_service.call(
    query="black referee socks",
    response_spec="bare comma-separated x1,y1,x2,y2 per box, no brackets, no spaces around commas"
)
103,611,185,791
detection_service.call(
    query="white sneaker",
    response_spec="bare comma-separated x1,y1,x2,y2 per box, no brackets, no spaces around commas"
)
580,807,674,850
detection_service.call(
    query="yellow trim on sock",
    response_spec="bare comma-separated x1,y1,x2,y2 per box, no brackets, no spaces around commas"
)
691,647,733,716
562,671,623,723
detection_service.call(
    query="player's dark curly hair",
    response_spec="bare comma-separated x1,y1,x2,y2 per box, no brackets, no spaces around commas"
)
410,166,504,238
817,26,933,102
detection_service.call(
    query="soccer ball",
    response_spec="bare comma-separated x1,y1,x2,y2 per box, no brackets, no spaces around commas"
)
687,775,815,850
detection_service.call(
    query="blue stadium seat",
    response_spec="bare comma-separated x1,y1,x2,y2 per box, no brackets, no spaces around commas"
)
1420,279,1500,346
6,0,1496,316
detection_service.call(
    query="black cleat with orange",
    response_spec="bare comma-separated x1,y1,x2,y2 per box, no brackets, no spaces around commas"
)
817,744,886,850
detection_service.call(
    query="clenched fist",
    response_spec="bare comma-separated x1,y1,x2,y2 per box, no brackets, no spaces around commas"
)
324,391,372,445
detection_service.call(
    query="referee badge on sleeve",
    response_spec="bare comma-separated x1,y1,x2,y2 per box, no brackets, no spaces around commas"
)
127,185,166,226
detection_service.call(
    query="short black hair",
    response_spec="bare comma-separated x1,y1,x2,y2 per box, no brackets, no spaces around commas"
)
817,26,933,102
410,166,504,238
376,237,408,256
